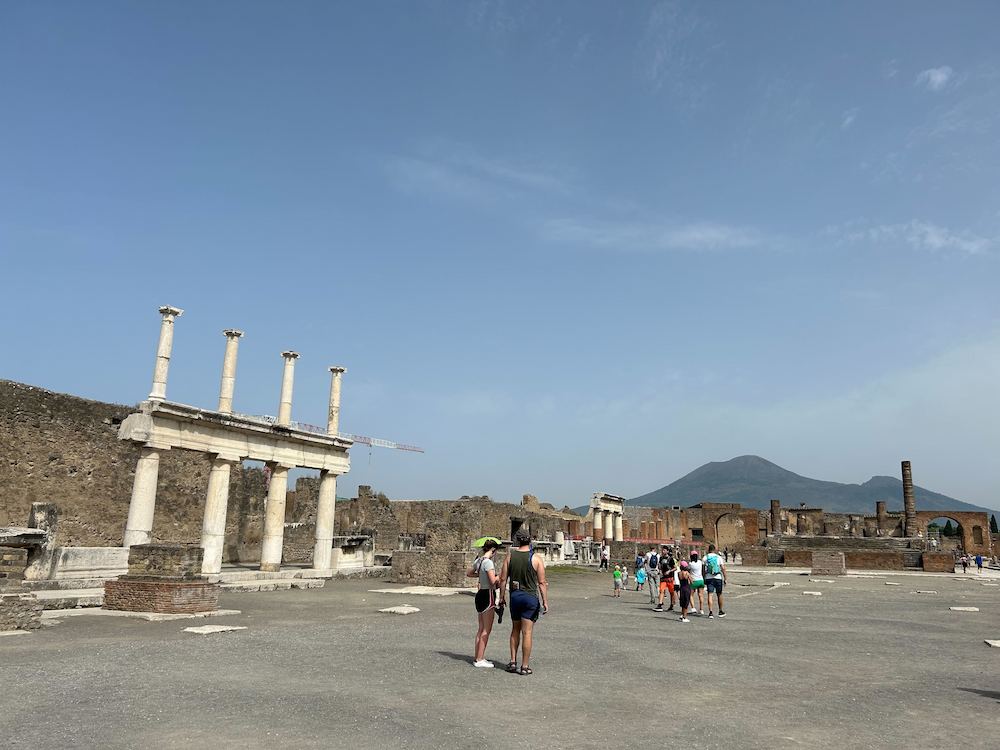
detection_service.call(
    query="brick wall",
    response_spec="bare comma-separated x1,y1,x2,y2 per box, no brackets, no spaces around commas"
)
843,551,905,570
811,551,846,576
921,552,955,573
103,579,219,614
741,549,768,566
784,550,813,566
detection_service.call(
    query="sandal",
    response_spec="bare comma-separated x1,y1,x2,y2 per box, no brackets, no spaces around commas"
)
519,666,533,676
505,661,519,673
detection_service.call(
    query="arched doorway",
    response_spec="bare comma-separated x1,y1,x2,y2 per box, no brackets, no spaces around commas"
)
925,516,964,553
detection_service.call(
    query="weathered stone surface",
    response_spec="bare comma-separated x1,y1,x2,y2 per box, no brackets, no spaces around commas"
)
921,552,955,573
127,544,203,579
378,605,420,615
183,625,247,634
0,591,43,631
949,606,979,612
811,551,846,576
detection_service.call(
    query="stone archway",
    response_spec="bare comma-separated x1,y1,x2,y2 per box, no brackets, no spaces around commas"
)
913,510,992,556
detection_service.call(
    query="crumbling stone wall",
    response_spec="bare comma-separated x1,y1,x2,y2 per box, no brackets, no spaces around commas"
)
0,591,43,631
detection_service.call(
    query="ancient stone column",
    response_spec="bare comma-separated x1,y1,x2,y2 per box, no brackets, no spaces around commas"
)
260,465,290,572
640,521,648,538
770,499,781,535
276,351,300,427
200,456,236,575
327,366,346,434
614,513,624,542
655,520,665,540
149,305,183,400
592,508,603,539
312,471,338,573
875,501,888,534
603,510,614,542
123,447,161,548
902,460,917,537
796,514,806,535
217,329,243,414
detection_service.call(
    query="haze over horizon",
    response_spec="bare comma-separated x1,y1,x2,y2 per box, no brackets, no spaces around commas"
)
2,3,999,509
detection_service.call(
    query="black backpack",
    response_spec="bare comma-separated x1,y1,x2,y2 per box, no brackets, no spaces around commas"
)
648,553,658,570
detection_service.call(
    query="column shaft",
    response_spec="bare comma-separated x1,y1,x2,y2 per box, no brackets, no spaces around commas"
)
603,510,614,542
614,513,624,542
218,330,243,414
277,352,299,426
312,471,338,572
592,508,603,539
149,306,183,400
260,466,290,571
123,447,161,547
201,457,234,575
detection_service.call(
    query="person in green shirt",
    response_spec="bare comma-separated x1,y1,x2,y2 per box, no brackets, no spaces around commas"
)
612,564,623,597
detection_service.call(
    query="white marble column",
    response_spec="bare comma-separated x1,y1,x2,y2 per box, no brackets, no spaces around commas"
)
592,508,603,539
603,510,614,542
260,465,290,572
276,351,299,426
614,513,624,542
217,329,243,414
311,471,337,573
149,306,183,400
327,366,346,434
123,446,161,547
200,456,236,575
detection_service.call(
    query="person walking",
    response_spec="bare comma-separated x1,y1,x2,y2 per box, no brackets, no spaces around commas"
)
497,527,549,676
599,543,610,571
466,539,501,668
687,551,706,615
703,544,727,618
975,554,983,573
961,555,969,573
635,564,646,592
677,560,692,623
644,546,660,606
655,545,677,612
612,564,623,598
621,565,629,589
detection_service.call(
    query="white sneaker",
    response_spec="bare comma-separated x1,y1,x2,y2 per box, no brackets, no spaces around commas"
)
473,660,495,668
680,617,690,623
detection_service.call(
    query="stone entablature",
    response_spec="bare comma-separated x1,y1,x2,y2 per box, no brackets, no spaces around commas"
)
590,492,626,543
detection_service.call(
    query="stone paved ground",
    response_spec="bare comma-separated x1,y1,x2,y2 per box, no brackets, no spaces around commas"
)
2,567,997,749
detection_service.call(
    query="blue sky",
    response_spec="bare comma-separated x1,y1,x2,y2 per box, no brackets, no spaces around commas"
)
2,2,999,510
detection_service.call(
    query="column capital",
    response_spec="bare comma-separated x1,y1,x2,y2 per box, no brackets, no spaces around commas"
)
281,350,300,360
223,329,244,338
328,365,347,375
158,305,184,318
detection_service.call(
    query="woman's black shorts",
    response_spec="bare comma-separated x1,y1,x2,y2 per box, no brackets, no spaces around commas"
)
475,589,495,613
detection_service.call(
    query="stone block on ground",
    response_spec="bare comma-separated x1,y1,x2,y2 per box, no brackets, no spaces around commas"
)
949,606,979,612
183,625,247,635
378,605,420,615
802,591,822,596
0,591,43,631
811,551,846,576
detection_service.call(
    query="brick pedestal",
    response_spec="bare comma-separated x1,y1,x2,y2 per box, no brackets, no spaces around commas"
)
103,543,219,614
811,551,846,576
104,579,219,614
921,552,955,573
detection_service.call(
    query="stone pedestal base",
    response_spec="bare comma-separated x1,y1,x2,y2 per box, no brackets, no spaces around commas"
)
811,551,846,576
104,578,220,614
921,552,955,573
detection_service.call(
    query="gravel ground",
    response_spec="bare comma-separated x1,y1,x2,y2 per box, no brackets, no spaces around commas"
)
2,567,997,749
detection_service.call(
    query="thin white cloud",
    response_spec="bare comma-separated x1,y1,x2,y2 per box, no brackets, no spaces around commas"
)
542,217,767,252
834,220,993,256
915,66,954,92
841,107,859,130
383,145,573,201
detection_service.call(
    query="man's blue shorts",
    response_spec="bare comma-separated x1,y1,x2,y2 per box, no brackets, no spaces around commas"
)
705,578,724,594
510,590,541,622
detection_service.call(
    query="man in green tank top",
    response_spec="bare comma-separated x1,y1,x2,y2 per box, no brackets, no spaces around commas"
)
497,527,549,676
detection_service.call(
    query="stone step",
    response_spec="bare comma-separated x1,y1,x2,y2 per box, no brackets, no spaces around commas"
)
32,588,104,610
217,570,304,583
219,579,325,593
20,578,111,592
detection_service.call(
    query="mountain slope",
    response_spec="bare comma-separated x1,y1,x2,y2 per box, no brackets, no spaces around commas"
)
628,455,996,515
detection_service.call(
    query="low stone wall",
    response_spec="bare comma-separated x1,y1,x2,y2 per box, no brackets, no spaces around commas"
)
811,551,846,576
740,548,768,566
392,549,477,587
922,552,955,573
0,590,43,631
103,579,219,614
784,550,813,567
843,551,905,570
47,547,128,580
